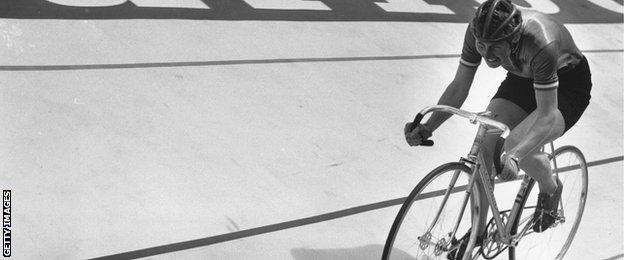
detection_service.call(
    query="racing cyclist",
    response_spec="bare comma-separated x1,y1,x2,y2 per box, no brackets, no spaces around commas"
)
404,0,592,258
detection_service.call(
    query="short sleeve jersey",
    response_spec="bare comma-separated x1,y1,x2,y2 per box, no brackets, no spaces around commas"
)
460,10,583,90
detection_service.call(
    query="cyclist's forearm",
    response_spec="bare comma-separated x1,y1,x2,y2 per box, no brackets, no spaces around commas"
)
508,112,558,159
426,83,470,131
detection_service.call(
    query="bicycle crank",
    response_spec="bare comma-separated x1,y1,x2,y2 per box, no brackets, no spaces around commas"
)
481,211,511,259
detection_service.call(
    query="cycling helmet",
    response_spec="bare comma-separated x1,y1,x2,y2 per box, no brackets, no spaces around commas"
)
472,0,523,42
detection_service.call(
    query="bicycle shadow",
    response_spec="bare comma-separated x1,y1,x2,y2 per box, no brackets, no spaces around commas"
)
290,244,419,260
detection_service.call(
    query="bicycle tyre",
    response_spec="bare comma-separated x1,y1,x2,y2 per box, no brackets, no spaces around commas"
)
508,145,588,260
382,162,482,260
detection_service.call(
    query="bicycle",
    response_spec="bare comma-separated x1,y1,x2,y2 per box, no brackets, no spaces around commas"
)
382,105,588,260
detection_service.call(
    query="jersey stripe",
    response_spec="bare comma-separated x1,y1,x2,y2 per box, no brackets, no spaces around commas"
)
459,58,480,67
534,81,558,91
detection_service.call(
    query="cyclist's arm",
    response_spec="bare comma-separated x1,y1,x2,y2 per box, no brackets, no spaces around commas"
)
507,44,562,159
425,63,478,131
509,84,560,160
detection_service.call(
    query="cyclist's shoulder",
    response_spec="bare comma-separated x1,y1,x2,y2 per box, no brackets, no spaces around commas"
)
520,10,568,48
517,11,569,63
460,23,482,66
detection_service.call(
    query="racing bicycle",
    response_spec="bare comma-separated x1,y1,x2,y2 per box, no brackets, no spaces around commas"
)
382,105,588,260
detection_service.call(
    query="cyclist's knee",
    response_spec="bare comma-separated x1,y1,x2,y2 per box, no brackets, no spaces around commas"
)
502,132,522,152
518,152,550,172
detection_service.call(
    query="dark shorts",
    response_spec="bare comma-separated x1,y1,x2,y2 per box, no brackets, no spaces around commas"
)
492,56,592,133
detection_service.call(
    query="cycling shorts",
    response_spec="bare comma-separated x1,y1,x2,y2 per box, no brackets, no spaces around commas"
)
492,56,592,133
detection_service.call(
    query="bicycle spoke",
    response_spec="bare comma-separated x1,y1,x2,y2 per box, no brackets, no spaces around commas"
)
383,163,478,260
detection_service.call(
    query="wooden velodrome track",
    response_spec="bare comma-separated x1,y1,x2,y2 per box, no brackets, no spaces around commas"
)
0,0,622,259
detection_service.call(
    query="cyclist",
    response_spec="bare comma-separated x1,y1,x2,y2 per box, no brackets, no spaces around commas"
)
404,0,592,258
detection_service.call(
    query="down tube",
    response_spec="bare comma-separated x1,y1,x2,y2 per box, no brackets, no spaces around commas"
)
477,154,509,242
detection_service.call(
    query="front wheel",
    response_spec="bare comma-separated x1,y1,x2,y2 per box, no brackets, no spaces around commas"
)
383,162,482,260
509,145,588,260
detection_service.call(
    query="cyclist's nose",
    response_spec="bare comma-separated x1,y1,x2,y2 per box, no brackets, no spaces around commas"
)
484,46,496,59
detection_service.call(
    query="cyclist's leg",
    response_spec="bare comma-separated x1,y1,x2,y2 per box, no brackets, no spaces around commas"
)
476,72,534,236
481,72,534,179
448,98,527,259
481,99,530,171
503,108,566,232
503,110,565,194
506,56,591,192
477,98,529,231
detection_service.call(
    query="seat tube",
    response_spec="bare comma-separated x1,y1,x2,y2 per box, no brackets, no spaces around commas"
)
476,153,509,241
471,125,510,241
468,125,488,161
505,175,533,235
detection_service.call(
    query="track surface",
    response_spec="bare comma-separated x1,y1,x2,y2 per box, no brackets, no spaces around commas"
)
0,1,622,259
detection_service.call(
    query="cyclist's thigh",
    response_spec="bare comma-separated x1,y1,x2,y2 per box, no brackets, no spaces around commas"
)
481,98,529,166
473,98,528,213
504,108,565,152
486,72,535,132
486,98,529,130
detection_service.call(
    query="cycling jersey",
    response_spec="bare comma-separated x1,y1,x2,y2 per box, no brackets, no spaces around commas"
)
460,10,584,91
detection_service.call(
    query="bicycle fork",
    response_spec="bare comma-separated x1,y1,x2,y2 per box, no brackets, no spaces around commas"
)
419,167,474,252
422,160,487,260
420,126,490,256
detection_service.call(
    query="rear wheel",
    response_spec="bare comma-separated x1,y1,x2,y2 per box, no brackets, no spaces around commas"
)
509,145,588,260
383,162,482,260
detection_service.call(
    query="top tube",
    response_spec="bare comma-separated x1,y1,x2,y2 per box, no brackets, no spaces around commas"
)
414,105,511,139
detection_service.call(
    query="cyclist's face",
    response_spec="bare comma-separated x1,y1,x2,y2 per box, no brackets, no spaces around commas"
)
475,40,511,68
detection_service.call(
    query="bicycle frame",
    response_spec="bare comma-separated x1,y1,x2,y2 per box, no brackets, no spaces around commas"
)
413,105,562,256
462,125,532,247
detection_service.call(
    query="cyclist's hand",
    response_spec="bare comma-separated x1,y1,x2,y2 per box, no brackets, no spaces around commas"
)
404,122,432,146
499,152,520,181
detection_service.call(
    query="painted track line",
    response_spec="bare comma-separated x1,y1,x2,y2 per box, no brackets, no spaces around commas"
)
603,253,624,260
90,155,623,259
1,49,622,71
